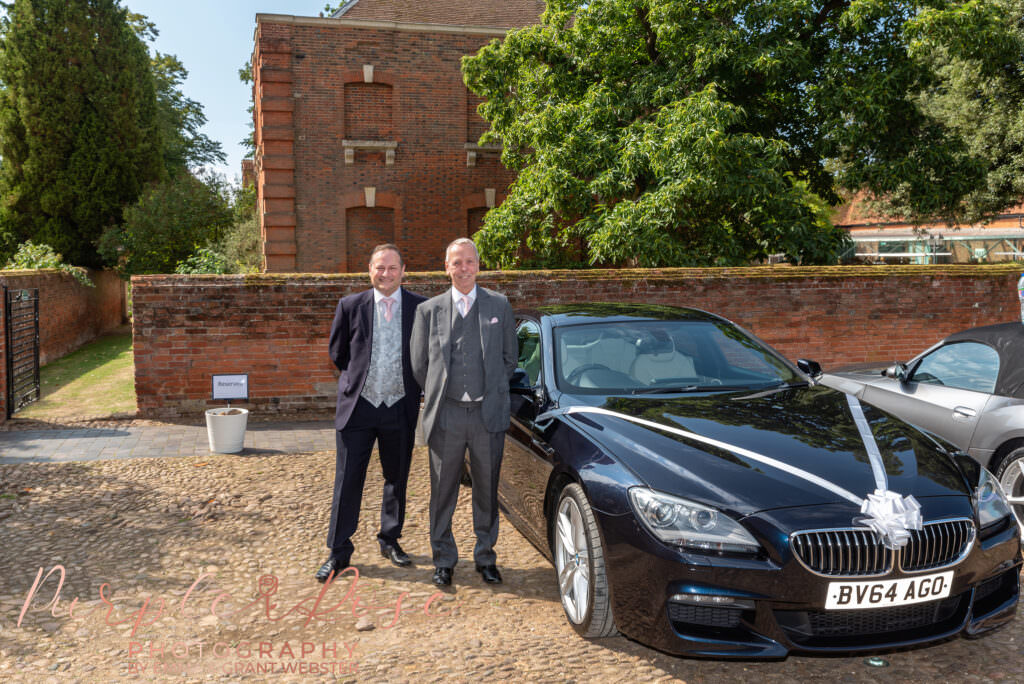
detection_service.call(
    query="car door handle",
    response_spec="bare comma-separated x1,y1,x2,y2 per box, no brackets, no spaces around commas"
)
952,406,977,420
531,438,555,456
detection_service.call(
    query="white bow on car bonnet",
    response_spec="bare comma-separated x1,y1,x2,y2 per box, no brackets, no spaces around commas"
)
537,393,923,549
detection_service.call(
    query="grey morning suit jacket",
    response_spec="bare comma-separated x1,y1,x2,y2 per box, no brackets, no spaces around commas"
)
410,287,518,442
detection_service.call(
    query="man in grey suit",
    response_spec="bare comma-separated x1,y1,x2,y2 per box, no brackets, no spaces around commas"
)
411,237,517,586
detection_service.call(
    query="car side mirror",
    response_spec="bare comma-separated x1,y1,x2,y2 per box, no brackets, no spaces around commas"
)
883,363,909,383
797,358,822,379
510,368,532,395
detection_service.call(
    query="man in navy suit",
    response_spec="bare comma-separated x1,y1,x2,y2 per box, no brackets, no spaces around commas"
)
316,243,426,582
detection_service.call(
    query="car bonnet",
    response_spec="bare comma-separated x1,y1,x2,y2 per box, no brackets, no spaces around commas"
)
551,385,972,517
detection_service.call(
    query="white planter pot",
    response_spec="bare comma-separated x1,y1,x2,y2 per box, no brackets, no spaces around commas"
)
205,407,249,453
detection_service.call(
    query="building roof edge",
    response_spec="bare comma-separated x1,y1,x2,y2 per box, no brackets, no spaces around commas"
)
255,13,511,36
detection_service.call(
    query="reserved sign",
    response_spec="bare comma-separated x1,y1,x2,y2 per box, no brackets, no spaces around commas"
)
212,374,249,401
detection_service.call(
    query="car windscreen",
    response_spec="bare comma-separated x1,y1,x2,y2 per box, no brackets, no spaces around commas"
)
553,319,801,394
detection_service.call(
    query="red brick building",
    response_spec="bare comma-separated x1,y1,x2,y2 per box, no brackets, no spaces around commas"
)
251,1,545,273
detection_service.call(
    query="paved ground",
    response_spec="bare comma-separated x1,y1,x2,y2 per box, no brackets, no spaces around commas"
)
1,419,1023,682
0,421,336,464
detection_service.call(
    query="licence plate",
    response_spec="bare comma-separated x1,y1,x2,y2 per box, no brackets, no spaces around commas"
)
825,571,954,610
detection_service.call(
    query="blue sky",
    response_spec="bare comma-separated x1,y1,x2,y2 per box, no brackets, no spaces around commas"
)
124,1,331,183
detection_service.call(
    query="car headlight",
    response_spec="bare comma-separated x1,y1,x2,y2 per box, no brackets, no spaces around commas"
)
628,487,761,555
976,467,1014,529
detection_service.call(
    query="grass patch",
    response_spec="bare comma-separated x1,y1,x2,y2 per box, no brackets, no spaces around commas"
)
14,329,136,421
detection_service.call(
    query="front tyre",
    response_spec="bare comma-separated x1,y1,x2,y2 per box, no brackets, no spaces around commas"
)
996,446,1024,533
553,483,617,637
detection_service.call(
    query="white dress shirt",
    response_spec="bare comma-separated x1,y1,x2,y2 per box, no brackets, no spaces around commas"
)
450,285,477,318
374,286,403,319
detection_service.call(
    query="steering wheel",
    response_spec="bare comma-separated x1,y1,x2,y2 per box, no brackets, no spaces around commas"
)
567,363,613,385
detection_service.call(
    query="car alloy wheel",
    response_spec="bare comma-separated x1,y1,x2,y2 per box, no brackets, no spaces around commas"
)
996,446,1024,535
553,483,616,637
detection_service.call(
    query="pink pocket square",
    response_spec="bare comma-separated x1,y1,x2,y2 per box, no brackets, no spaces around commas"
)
490,317,499,324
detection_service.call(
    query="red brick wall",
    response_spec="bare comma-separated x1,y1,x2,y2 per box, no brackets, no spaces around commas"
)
0,270,125,365
131,265,1023,418
0,269,125,422
252,16,519,273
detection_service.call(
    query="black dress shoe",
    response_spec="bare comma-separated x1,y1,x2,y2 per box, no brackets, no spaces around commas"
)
380,542,412,567
314,556,350,583
475,564,502,584
432,567,453,586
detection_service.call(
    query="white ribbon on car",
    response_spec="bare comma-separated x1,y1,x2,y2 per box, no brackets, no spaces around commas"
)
844,394,923,548
537,395,923,549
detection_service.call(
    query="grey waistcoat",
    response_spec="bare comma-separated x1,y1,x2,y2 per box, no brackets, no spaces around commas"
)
445,300,485,401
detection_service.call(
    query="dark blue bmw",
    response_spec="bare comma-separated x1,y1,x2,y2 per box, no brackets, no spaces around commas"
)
500,304,1021,658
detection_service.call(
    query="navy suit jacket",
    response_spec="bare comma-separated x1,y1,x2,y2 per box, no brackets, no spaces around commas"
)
328,287,426,431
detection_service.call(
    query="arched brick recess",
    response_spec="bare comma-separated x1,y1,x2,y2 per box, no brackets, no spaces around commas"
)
461,190,505,236
329,190,403,272
344,82,394,139
346,207,396,272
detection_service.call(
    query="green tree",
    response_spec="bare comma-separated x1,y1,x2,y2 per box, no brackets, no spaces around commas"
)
188,182,262,274
462,0,1024,268
891,0,1024,224
0,0,164,268
127,12,226,173
161,180,261,276
174,246,230,275
151,52,226,173
98,172,234,276
216,183,262,273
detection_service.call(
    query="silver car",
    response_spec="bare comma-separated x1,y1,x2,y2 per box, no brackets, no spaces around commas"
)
821,322,1024,522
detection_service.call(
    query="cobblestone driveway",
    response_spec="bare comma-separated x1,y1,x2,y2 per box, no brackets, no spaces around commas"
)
1,444,1021,682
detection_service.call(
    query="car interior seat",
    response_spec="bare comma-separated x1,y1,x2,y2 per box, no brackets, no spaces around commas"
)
629,331,696,384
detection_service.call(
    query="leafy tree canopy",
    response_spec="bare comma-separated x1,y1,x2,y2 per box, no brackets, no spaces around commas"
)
175,182,263,275
150,52,227,173
98,172,235,277
0,2,226,270
126,12,225,173
463,0,1024,268
0,0,164,268
175,246,230,275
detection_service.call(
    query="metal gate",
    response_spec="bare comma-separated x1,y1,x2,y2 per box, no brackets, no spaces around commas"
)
5,287,40,417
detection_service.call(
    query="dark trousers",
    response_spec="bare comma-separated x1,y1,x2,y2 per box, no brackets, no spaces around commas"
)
428,400,505,568
326,395,413,560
